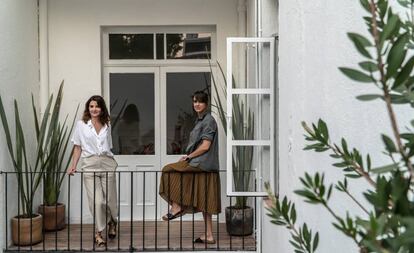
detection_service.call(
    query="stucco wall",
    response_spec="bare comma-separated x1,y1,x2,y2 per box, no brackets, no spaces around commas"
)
0,0,39,249
47,0,239,112
47,0,239,222
262,0,411,252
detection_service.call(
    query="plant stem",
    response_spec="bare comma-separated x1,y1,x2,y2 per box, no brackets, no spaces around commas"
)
329,143,376,187
368,0,414,178
343,189,369,215
287,221,309,252
322,201,361,247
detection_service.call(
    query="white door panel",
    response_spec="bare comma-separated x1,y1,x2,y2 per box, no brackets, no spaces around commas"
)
104,66,213,221
104,67,161,220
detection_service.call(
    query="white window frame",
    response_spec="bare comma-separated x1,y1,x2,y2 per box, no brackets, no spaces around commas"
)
101,25,217,67
226,37,275,197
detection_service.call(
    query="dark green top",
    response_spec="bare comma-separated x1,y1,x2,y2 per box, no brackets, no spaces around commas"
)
185,111,219,172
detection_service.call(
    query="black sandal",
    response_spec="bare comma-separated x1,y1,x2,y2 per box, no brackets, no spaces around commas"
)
162,209,186,221
108,221,117,239
194,237,216,244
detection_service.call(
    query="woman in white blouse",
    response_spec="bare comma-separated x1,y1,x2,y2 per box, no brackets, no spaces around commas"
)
67,95,118,247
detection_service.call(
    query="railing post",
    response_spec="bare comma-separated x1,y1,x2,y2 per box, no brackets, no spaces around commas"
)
142,171,146,250
130,171,133,251
180,172,183,251
80,172,83,251
93,171,96,251
167,172,170,250
117,171,121,251
105,171,108,251
4,173,8,251
67,172,71,251
155,171,158,251
55,172,58,251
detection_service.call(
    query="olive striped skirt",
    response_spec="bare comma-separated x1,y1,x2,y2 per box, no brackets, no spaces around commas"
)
159,161,221,214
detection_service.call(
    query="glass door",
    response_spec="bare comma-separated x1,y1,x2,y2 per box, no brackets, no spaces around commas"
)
160,67,211,167
104,66,212,220
104,67,160,220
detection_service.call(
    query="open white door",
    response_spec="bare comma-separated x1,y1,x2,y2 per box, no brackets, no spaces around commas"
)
226,37,275,197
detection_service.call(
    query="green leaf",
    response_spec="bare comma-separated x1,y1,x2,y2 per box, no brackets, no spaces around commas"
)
313,232,319,251
359,61,378,72
393,56,414,89
371,163,399,173
345,173,362,178
381,134,397,153
397,0,411,8
339,67,373,83
378,0,388,18
386,33,408,79
390,94,408,104
317,119,329,141
359,0,370,12
380,13,400,45
347,33,372,58
356,94,382,101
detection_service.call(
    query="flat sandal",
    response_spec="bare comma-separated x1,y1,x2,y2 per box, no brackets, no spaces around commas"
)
95,232,106,247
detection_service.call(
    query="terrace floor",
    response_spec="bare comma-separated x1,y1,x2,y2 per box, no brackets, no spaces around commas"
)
7,221,256,252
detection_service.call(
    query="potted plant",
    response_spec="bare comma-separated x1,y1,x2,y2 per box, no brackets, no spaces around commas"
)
0,85,65,245
37,83,77,231
210,61,255,236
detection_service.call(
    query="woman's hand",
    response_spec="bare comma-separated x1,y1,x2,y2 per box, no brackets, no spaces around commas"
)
68,145,81,175
67,165,77,175
179,155,190,162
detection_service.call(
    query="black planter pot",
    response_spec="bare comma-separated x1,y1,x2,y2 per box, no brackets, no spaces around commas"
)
225,206,254,236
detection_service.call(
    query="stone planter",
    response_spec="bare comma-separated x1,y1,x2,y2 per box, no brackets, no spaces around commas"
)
11,214,43,246
38,203,66,231
225,206,254,236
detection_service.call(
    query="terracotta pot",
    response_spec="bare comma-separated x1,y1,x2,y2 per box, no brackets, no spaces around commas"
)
38,203,66,231
225,206,254,236
11,214,43,246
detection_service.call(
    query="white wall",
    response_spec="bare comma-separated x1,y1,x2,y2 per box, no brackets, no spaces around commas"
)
263,0,411,252
48,0,239,113
47,0,239,222
0,0,39,249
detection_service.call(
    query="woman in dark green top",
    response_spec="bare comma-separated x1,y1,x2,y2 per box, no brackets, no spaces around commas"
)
159,90,221,244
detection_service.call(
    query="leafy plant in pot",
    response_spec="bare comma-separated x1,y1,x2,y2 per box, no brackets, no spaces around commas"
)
37,83,77,231
0,86,66,245
210,61,255,236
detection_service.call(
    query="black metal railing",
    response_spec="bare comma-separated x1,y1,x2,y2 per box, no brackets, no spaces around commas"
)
1,170,257,252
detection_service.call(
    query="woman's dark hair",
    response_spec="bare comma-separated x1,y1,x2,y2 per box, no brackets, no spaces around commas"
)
192,90,209,105
82,95,110,125
122,104,140,123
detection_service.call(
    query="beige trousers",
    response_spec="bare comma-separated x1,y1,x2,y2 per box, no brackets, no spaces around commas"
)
80,156,118,232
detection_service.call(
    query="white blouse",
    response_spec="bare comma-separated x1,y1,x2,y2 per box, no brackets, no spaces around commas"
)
71,120,114,157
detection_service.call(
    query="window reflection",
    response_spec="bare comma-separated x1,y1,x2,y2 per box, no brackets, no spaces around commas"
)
108,32,211,60
166,72,211,154
109,34,154,59
110,73,155,155
167,33,211,59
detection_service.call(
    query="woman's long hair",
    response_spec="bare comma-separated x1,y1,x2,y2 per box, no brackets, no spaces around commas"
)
82,95,110,125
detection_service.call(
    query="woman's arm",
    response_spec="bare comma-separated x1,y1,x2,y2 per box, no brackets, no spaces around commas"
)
67,145,82,175
180,139,211,161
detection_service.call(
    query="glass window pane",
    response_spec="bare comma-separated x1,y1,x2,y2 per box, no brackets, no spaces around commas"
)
166,72,211,154
166,33,184,59
156,33,164,59
231,41,271,88
110,73,155,155
167,33,211,59
109,34,154,59
232,145,270,193
231,94,271,140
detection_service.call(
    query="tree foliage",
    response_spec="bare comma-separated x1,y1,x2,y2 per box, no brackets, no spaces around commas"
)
266,0,414,252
